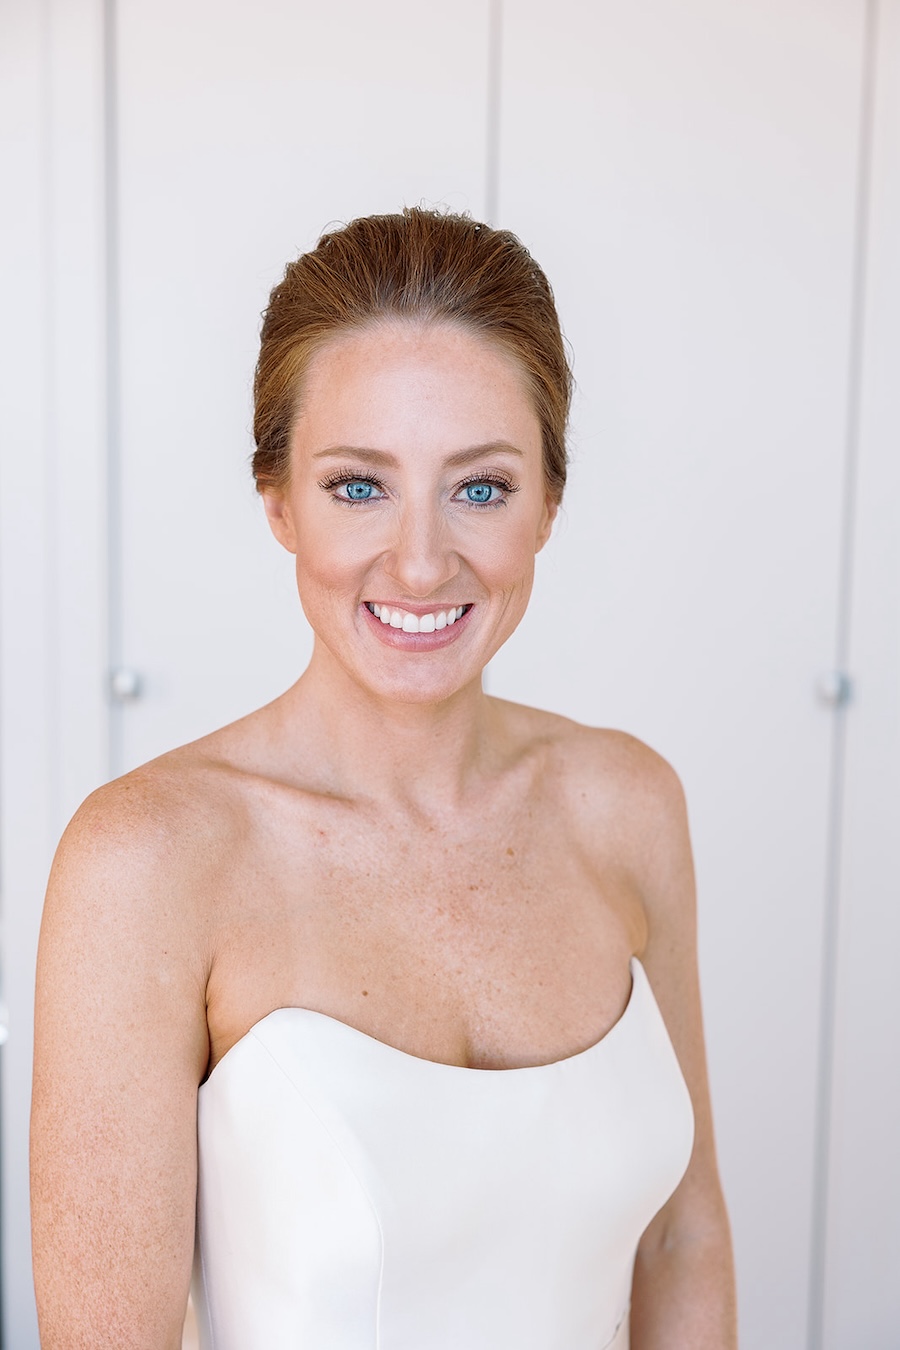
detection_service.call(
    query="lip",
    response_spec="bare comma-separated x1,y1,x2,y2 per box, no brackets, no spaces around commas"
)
360,601,474,650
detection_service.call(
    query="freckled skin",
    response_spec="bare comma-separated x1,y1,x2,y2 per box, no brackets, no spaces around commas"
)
31,320,735,1348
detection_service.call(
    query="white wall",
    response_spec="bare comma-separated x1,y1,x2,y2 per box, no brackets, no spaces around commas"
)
1,3,897,1347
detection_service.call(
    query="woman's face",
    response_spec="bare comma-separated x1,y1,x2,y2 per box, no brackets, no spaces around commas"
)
263,320,557,706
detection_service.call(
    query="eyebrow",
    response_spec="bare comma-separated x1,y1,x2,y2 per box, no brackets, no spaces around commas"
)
311,442,525,468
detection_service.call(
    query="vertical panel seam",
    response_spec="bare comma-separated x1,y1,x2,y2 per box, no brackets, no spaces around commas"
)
482,0,503,700
43,0,60,848
807,4,880,1348
485,0,502,223
102,0,121,779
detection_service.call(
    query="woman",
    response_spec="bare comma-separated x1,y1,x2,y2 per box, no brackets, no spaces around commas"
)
32,208,736,1348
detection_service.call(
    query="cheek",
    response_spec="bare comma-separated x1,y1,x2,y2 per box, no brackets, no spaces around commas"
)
457,506,545,583
483,531,537,586
293,497,380,590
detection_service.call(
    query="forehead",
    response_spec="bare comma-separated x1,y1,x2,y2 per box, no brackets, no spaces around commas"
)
292,321,541,461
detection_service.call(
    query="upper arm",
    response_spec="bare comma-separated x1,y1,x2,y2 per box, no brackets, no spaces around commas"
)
579,731,730,1249
31,778,212,1349
623,741,731,1248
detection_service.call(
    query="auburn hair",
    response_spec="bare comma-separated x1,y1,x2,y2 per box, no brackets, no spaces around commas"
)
252,206,572,501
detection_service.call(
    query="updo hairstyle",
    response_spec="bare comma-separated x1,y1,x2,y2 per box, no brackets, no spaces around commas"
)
252,207,572,502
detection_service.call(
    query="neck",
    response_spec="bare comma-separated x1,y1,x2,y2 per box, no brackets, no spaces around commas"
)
275,639,499,813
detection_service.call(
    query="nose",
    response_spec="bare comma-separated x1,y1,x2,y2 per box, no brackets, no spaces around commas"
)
382,498,461,597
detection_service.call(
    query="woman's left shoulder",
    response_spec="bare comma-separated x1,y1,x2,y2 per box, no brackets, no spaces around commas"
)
503,703,688,827
499,704,694,915
564,725,693,900
556,720,683,794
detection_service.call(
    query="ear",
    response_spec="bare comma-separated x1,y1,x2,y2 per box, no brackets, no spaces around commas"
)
535,494,559,553
261,488,298,555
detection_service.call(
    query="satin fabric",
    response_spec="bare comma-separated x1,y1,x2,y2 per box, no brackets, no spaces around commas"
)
192,957,693,1349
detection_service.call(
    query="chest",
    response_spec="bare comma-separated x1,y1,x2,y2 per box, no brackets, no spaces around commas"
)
206,797,644,1072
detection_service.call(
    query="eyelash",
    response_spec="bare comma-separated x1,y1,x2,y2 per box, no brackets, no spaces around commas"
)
317,469,520,508
459,471,519,506
317,469,388,498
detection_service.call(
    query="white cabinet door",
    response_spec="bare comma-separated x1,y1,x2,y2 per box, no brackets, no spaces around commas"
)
114,0,491,772
491,4,866,1347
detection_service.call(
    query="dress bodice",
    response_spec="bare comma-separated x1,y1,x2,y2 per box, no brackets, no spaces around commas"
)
191,957,693,1349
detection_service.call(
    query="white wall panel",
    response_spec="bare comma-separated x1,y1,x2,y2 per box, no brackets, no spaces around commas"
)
491,4,866,1346
0,0,108,1344
114,0,491,772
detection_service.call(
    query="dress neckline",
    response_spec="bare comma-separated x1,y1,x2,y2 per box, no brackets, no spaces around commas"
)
203,956,645,1083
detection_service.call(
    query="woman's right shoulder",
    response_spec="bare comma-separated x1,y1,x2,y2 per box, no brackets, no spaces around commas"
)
47,747,246,931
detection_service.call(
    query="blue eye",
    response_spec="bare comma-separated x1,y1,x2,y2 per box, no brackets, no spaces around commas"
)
319,471,387,503
465,482,494,504
454,473,517,507
344,480,376,500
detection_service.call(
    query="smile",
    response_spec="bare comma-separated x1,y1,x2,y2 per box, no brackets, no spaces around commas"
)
365,602,471,634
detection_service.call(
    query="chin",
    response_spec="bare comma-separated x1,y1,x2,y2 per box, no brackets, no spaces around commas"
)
359,665,480,707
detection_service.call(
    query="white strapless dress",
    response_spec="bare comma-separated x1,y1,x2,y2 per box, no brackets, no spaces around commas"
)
191,957,693,1349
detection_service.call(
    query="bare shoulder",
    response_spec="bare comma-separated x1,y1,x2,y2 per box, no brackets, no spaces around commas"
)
51,744,245,910
492,695,677,780
39,742,256,1051
569,724,690,913
493,700,688,866
551,718,684,802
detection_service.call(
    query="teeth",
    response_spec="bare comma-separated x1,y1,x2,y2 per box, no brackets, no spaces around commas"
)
367,602,467,634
